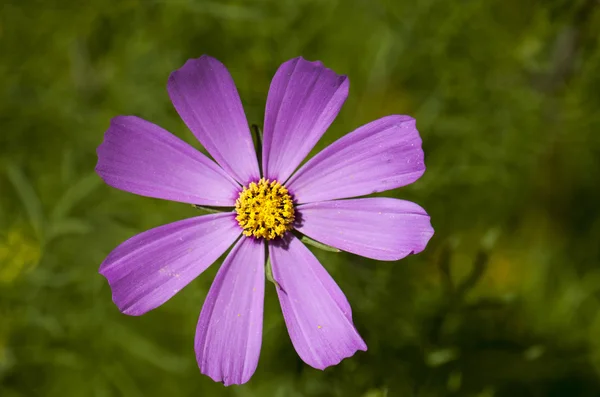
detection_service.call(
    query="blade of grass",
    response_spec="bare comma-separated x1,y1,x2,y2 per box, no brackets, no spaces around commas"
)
51,172,101,220
6,164,44,239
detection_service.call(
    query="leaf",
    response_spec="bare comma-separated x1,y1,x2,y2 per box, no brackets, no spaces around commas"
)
426,347,460,367
524,345,546,361
300,235,341,253
265,257,282,290
51,172,101,220
6,164,44,239
191,204,231,214
46,218,92,241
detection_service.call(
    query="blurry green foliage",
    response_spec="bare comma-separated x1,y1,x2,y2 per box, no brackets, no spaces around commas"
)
1,0,600,396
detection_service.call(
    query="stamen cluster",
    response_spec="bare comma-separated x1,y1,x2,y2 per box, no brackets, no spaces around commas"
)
235,178,295,240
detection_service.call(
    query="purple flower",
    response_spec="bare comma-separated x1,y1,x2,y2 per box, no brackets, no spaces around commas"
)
96,56,434,385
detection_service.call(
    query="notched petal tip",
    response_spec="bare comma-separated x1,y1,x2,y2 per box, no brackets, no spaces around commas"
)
168,55,222,80
200,370,252,387
167,54,259,184
413,217,435,255
95,115,135,171
390,210,434,260
283,56,349,82
195,237,264,387
263,56,350,182
98,265,144,316
270,237,366,371
297,198,433,261
99,256,158,317
288,114,426,204
390,219,434,261
95,115,134,177
98,214,240,318
314,342,368,371
94,114,240,205
392,115,427,184
278,57,350,93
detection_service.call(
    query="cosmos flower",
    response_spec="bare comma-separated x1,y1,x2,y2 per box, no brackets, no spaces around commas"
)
96,55,434,385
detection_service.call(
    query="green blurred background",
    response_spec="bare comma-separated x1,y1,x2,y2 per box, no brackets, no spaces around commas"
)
1,0,600,396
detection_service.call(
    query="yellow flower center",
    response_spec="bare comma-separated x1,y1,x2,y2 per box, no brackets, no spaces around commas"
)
235,178,295,240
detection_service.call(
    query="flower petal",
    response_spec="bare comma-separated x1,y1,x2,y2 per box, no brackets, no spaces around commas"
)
168,56,259,185
96,116,240,206
269,235,366,370
287,115,425,203
99,213,241,316
195,236,265,386
262,57,349,183
296,198,433,261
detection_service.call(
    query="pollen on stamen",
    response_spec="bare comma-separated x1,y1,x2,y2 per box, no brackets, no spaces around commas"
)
235,178,295,240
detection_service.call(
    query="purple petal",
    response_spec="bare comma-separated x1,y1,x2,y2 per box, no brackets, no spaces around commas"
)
99,213,240,316
287,115,425,203
270,235,366,370
96,116,239,206
196,237,265,386
262,57,349,183
296,198,433,261
168,56,259,185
